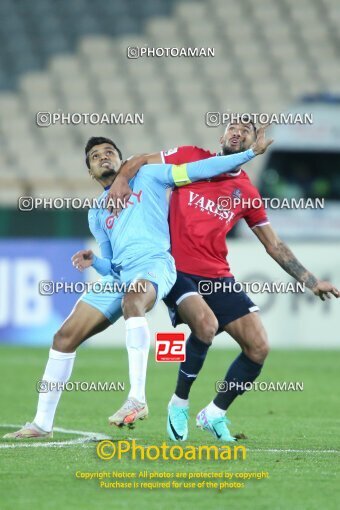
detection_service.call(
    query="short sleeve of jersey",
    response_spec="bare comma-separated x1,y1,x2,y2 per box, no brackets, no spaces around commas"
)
243,187,270,229
88,209,109,245
161,146,214,165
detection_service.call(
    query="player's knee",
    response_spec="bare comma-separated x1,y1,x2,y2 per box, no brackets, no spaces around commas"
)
52,328,77,353
246,332,270,364
255,341,270,364
192,312,218,345
122,294,144,318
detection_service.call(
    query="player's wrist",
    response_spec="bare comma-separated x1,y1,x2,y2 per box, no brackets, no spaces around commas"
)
250,143,257,154
115,172,129,182
305,276,319,291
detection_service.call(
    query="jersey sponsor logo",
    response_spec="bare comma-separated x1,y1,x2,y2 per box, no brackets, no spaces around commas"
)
104,190,143,230
164,147,178,156
125,190,143,205
106,215,115,229
232,188,242,200
155,332,186,362
188,191,236,223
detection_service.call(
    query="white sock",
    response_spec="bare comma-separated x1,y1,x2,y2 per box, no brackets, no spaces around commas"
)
125,317,150,403
169,394,189,408
33,348,76,432
205,401,225,418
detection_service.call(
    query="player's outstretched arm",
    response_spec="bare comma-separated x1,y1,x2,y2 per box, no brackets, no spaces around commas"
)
109,126,272,201
174,126,273,186
182,149,255,184
253,224,340,301
140,147,264,189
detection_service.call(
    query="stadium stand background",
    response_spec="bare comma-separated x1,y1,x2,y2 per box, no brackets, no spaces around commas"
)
0,0,340,229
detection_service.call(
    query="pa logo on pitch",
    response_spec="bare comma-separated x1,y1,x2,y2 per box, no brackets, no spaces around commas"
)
155,333,186,362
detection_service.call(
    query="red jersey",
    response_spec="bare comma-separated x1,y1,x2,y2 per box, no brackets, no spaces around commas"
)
161,145,269,278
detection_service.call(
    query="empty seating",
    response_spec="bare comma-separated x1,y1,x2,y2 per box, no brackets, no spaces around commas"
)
0,0,338,202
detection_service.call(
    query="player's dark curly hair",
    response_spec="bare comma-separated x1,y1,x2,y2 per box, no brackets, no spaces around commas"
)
85,137,123,168
232,115,257,135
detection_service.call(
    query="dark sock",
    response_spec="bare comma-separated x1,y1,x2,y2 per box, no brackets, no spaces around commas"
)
213,352,263,411
174,334,210,399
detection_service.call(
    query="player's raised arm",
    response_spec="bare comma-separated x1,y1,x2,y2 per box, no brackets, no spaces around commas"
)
138,126,272,188
151,126,270,187
173,125,272,185
253,223,340,301
175,149,255,185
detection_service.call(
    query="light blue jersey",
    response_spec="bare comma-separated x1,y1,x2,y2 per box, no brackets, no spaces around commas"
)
88,148,255,271
88,167,173,270
82,163,179,320
81,149,256,321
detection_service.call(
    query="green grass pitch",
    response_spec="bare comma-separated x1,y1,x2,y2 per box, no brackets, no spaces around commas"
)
0,346,339,510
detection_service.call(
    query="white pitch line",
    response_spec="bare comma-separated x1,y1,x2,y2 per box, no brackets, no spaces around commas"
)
0,438,92,449
0,423,111,449
1,425,339,453
249,448,340,454
1,424,109,438
54,426,110,439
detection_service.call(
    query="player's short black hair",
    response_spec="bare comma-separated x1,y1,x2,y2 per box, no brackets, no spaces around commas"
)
229,115,257,135
85,137,122,168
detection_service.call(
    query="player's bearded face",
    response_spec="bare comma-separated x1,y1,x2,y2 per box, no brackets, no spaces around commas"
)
221,123,255,155
88,144,121,179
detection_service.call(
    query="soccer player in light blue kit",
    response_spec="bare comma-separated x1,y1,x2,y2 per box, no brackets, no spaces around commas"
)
5,134,270,439
77,135,268,427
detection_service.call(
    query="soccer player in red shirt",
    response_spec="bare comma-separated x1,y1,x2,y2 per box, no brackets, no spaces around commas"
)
108,123,339,442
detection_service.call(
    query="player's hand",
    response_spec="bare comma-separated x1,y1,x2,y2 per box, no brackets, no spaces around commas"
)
251,125,274,155
311,280,340,301
71,250,94,271
107,174,132,216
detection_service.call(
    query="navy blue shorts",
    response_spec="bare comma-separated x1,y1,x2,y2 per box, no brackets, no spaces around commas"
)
163,271,259,333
